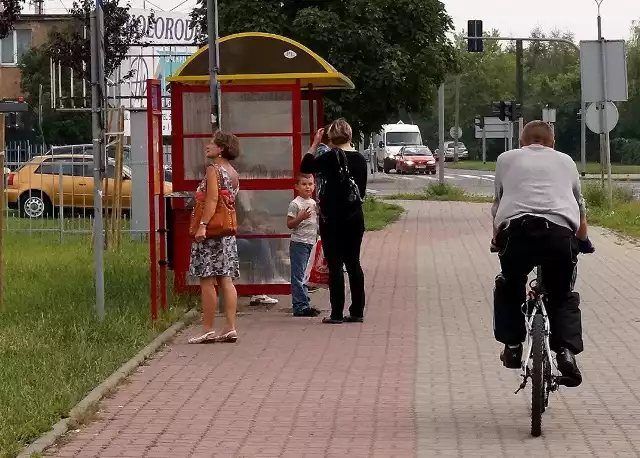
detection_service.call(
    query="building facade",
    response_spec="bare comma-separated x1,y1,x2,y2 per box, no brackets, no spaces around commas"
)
0,14,71,100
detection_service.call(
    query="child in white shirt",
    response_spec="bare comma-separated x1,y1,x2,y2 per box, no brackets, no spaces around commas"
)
287,174,320,317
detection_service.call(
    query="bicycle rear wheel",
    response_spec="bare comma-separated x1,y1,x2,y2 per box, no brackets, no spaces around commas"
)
531,313,545,437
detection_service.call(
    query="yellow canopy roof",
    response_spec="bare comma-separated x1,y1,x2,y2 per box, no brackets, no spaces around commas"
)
168,32,354,90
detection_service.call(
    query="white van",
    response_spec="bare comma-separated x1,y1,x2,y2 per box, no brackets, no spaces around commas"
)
373,121,423,173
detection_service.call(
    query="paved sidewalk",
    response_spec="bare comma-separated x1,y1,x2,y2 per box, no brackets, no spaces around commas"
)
48,202,640,458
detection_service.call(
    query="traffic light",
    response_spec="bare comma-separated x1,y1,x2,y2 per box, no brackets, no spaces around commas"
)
491,101,521,122
467,20,484,53
492,101,507,121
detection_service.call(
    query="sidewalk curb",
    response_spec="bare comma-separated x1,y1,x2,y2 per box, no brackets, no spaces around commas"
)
17,309,200,458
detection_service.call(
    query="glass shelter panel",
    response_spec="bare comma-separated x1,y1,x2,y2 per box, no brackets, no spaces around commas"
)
301,99,318,136
236,189,293,235
186,238,290,286
182,137,208,180
222,91,293,134
235,136,294,179
182,92,211,134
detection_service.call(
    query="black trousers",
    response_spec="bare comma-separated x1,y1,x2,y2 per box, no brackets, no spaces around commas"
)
494,215,584,354
320,212,366,320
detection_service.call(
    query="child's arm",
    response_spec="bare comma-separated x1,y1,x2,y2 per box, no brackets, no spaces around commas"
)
287,202,312,229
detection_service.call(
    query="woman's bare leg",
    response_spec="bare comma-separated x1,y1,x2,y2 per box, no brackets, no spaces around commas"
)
200,277,217,332
217,276,237,332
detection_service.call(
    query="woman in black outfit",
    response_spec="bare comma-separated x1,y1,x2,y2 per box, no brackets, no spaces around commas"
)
300,119,368,324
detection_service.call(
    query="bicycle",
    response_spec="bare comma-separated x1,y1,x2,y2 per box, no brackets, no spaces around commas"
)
491,239,593,437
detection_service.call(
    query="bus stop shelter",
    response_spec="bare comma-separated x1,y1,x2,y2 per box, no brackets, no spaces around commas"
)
163,32,354,296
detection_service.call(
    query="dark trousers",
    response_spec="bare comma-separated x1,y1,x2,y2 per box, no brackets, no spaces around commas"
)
320,215,366,320
494,215,583,354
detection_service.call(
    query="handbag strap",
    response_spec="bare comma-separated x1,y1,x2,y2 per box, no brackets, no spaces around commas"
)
204,164,224,193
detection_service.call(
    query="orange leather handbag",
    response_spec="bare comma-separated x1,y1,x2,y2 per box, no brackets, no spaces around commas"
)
189,165,238,238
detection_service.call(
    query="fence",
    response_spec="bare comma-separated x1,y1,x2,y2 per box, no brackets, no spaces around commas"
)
2,141,173,241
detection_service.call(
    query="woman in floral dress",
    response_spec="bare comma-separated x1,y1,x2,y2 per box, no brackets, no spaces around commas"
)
188,131,241,344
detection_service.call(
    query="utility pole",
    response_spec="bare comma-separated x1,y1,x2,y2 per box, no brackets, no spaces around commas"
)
595,0,612,205
453,75,461,163
438,84,445,185
90,0,106,320
207,0,221,131
0,114,5,311
515,40,524,147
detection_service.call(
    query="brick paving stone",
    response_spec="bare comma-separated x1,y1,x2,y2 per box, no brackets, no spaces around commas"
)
46,202,640,457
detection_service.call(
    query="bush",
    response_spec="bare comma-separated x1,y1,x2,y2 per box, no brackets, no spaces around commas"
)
583,182,633,209
424,183,467,200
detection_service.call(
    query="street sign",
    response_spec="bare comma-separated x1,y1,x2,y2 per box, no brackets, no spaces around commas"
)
475,117,511,139
542,107,556,123
449,126,462,139
580,40,628,103
585,101,619,134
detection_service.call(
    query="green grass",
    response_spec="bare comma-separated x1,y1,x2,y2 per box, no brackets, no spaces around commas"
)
363,196,404,231
445,161,640,175
582,183,640,238
0,233,190,458
385,183,493,203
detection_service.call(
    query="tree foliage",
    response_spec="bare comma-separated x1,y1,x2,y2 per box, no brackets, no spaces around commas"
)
190,0,459,136
47,0,148,81
19,46,92,144
412,24,640,163
0,0,21,40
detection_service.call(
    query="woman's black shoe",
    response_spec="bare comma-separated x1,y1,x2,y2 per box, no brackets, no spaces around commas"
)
294,308,321,317
343,316,364,323
322,317,343,324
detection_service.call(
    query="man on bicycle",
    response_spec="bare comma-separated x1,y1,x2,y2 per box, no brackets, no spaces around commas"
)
491,120,594,388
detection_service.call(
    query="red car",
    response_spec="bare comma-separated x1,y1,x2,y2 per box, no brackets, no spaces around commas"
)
395,146,437,174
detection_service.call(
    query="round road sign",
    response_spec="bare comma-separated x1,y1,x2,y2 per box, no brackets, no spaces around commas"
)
449,126,463,139
585,102,619,134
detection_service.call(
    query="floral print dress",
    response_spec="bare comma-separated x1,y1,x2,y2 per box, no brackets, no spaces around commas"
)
188,166,240,279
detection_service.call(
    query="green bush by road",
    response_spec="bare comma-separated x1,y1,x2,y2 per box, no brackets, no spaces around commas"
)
445,161,640,175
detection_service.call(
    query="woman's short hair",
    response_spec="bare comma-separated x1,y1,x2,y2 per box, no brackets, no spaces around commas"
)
520,121,554,148
214,131,241,160
327,118,353,145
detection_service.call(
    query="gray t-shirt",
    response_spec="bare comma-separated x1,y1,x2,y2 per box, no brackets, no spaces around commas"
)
287,196,318,245
491,145,586,232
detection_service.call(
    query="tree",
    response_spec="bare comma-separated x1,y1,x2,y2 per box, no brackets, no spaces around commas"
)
47,0,149,82
20,46,92,145
190,0,459,136
0,0,21,40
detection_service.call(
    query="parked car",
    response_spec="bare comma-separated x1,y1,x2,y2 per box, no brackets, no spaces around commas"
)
435,141,468,161
395,146,437,175
6,154,172,218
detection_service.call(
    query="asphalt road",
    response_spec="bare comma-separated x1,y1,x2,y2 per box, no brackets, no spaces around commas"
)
367,165,640,198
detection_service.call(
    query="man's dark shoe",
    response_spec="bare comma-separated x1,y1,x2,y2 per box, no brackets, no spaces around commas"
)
500,344,522,369
322,317,344,324
556,348,582,387
294,308,321,317
343,316,364,323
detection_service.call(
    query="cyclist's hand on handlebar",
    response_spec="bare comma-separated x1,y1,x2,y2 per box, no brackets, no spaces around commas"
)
578,237,595,254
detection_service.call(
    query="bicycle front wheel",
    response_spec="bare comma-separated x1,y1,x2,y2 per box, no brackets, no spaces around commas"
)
531,313,545,437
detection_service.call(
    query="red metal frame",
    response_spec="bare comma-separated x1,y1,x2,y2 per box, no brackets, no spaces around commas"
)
169,81,308,296
147,79,167,320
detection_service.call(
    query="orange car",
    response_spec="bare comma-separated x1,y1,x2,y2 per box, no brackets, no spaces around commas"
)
6,154,171,218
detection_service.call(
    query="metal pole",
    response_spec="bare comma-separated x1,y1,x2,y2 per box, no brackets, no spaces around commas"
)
600,38,612,206
453,75,460,163
581,103,587,178
508,122,514,150
90,8,105,320
481,119,487,163
0,114,5,311
596,2,606,189
438,84,445,185
518,117,524,148
207,0,220,131
516,39,524,148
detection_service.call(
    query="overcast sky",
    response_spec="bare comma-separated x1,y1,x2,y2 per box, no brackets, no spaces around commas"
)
443,0,639,42
39,0,639,43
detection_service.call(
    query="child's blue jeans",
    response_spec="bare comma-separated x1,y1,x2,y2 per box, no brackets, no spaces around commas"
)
290,240,314,314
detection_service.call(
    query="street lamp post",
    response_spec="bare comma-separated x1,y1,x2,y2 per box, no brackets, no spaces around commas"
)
595,0,612,205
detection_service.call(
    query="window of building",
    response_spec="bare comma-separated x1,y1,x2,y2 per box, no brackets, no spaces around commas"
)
0,29,32,66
